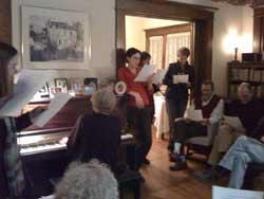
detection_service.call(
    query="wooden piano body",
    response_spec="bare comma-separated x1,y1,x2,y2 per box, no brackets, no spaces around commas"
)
18,96,136,197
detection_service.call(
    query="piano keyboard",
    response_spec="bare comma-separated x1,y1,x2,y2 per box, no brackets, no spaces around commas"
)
19,132,133,157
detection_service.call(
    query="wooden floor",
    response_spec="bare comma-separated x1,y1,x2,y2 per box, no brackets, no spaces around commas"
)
139,136,212,199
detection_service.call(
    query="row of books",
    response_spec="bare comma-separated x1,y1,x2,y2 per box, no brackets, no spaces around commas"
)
230,68,264,82
229,84,264,98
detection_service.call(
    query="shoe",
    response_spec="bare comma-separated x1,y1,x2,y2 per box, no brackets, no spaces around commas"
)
143,158,150,165
192,168,217,183
169,161,187,171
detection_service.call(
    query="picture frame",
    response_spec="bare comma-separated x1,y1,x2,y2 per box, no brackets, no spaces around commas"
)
21,6,91,70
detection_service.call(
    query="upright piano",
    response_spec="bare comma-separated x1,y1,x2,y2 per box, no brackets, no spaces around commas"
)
18,96,135,197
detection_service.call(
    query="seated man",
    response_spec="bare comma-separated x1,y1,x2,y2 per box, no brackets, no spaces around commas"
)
196,82,264,180
219,118,264,189
67,88,122,172
170,81,224,171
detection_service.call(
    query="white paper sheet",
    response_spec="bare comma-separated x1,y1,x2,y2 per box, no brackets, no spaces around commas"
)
213,186,264,199
173,74,189,84
0,70,56,117
224,116,244,131
33,93,72,127
187,109,203,122
152,69,166,84
134,64,155,82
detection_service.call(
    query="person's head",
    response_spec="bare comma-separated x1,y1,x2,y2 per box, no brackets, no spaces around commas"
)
177,47,190,63
125,48,141,69
91,88,117,115
237,82,253,104
201,80,215,101
140,51,151,67
0,42,19,97
55,160,119,199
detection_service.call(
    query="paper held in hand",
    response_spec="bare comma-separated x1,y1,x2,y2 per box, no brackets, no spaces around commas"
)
134,64,155,82
152,69,166,84
224,116,244,131
0,70,56,117
187,109,203,122
213,186,264,199
32,93,72,127
173,74,189,84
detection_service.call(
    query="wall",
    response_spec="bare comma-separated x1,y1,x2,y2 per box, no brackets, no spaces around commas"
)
0,0,11,43
169,0,254,96
125,16,189,51
12,0,115,82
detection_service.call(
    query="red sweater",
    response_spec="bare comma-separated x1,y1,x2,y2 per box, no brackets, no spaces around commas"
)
118,67,150,107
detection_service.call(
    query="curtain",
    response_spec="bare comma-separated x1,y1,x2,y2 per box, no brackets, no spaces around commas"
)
149,36,164,70
165,32,191,68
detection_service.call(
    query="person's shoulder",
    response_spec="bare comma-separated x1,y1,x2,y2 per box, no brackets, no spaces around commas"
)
118,66,128,73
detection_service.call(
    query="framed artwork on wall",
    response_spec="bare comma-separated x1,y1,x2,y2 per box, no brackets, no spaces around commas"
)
21,6,91,70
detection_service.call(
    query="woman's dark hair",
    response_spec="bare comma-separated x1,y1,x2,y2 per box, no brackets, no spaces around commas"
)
0,42,18,97
125,48,141,59
141,51,151,62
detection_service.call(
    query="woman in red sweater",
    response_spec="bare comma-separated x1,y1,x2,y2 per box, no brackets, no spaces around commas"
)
118,48,153,167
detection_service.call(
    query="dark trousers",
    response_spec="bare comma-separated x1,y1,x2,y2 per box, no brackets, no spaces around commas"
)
173,121,207,154
127,107,152,167
166,97,188,151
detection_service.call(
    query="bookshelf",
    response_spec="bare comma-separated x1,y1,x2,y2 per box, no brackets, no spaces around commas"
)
227,62,264,99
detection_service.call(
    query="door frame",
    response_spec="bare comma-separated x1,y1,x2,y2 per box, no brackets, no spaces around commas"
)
116,0,216,84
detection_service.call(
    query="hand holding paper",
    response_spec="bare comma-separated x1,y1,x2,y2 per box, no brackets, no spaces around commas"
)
187,109,204,122
134,64,155,82
32,93,72,127
0,69,56,117
173,74,189,84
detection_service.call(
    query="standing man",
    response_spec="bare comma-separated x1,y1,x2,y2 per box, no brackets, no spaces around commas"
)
163,47,195,155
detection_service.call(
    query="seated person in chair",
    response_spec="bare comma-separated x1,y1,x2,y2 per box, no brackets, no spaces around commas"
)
67,88,122,173
170,81,224,171
218,118,264,189
196,82,264,180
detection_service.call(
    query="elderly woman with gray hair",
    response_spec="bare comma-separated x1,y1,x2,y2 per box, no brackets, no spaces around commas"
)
55,160,119,199
68,88,122,172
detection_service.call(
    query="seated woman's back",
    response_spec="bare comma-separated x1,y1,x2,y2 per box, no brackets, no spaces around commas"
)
71,112,121,168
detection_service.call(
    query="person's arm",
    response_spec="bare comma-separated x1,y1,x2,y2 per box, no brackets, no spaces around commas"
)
67,115,84,152
15,113,32,131
208,99,224,124
163,64,174,87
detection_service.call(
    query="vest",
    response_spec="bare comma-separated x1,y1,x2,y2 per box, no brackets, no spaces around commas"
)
194,95,221,119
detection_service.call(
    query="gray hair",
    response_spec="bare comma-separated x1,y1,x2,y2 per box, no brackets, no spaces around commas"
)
91,88,117,115
55,160,119,199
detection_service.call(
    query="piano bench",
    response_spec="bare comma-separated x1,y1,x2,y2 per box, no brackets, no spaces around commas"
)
117,169,142,199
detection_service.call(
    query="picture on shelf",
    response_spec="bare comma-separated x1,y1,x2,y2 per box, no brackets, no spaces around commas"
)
21,6,90,70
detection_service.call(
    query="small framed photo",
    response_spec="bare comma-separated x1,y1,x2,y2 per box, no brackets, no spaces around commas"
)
54,78,69,92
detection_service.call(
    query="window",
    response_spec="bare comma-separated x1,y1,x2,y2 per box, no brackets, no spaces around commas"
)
146,24,192,69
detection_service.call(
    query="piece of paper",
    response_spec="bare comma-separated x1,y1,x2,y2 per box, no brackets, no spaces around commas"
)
224,116,244,131
33,93,72,127
134,64,155,82
0,70,56,117
213,186,264,199
152,69,166,84
187,109,203,122
173,74,189,84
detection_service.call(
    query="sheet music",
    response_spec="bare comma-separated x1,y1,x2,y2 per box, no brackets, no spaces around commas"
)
0,70,56,117
33,93,72,127
152,69,166,84
173,74,189,84
213,186,264,199
224,116,244,131
187,109,203,122
134,64,155,82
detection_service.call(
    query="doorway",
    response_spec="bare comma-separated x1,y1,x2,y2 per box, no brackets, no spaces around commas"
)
116,0,216,86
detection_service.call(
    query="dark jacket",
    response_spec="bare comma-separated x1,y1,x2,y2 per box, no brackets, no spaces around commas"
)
225,98,264,134
68,112,121,171
163,61,195,100
0,114,31,198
